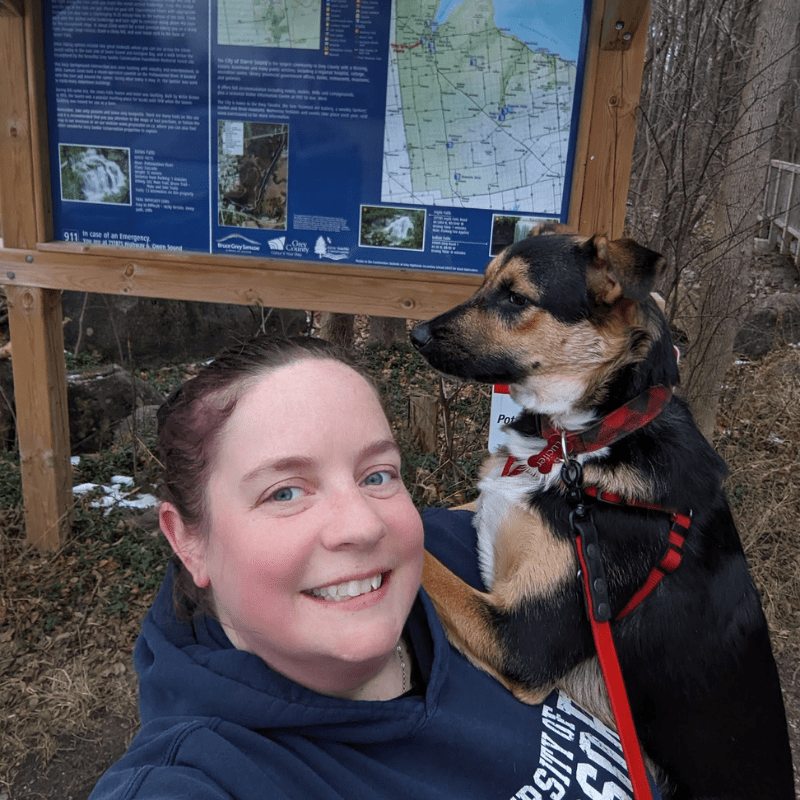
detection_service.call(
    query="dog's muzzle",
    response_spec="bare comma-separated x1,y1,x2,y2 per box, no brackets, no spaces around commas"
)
409,322,433,353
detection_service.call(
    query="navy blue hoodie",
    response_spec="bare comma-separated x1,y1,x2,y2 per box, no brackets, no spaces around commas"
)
90,509,660,800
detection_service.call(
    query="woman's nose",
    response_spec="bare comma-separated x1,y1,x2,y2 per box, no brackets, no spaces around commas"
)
321,487,387,549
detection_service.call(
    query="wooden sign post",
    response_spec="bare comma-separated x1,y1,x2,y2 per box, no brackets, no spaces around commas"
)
0,0,649,550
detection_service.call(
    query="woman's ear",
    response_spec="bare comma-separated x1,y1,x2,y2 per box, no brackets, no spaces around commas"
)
159,502,210,588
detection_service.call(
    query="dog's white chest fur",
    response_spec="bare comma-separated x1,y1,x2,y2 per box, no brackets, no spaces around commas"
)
474,428,606,589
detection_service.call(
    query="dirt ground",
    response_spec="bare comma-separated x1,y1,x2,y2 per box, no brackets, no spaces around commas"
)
8,710,138,800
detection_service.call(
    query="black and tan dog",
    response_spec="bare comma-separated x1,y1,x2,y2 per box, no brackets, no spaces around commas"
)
410,227,794,800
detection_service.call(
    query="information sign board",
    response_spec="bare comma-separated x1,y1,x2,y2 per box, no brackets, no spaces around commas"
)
43,0,590,274
489,384,523,451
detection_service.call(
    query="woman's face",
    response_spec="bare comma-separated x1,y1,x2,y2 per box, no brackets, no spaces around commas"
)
174,359,424,695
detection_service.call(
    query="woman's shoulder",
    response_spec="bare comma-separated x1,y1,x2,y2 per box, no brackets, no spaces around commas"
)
89,720,217,799
421,507,485,590
89,719,292,800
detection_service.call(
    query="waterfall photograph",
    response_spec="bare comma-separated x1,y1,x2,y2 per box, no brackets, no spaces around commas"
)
59,144,131,205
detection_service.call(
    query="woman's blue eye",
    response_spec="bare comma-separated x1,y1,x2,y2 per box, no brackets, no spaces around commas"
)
271,486,302,502
364,470,392,486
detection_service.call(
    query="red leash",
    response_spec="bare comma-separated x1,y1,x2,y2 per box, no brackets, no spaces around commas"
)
565,464,654,800
573,533,654,800
563,467,693,800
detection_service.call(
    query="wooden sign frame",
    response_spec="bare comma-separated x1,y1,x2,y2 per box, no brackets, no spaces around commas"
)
0,0,649,550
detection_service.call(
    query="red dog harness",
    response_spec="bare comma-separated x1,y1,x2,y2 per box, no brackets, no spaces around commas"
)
501,385,690,800
582,487,692,619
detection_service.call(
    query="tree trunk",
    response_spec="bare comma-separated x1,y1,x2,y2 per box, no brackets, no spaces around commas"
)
628,0,756,312
368,316,407,345
772,35,800,162
317,312,354,349
680,0,800,438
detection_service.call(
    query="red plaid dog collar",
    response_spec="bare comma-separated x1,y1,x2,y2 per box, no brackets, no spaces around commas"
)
502,385,674,477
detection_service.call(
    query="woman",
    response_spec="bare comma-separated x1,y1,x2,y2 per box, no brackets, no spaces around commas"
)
90,335,661,800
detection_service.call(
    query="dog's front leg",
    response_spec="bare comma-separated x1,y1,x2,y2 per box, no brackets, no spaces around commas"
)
423,504,590,704
423,550,553,703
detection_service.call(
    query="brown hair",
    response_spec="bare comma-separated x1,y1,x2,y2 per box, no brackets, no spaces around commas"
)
157,335,377,615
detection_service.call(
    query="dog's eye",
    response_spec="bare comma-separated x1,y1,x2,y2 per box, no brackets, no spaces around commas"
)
508,291,529,307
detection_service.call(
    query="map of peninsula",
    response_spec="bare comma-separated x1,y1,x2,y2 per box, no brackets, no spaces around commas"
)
218,0,321,49
383,0,578,213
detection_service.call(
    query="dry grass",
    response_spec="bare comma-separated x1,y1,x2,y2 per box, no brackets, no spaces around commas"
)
1,654,136,765
0,494,167,793
716,348,800,656
1,342,799,795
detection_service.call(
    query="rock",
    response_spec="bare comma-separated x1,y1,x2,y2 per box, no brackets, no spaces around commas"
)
0,360,14,449
113,404,161,448
734,293,800,359
67,365,165,453
752,252,799,294
61,293,307,367
0,361,165,454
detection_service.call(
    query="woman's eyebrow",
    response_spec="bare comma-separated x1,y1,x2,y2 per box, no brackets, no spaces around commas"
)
239,440,399,486
358,439,401,463
240,456,315,485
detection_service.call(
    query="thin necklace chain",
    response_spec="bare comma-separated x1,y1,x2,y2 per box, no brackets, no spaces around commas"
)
396,641,408,693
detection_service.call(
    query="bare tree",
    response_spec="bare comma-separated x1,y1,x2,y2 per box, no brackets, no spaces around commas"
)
684,0,800,436
628,0,800,437
771,30,800,163
628,0,756,280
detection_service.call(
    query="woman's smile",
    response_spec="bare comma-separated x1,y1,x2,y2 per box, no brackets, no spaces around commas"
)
306,571,386,601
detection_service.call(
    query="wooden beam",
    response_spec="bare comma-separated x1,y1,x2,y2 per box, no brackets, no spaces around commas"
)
0,0,23,17
24,0,53,243
6,286,72,550
568,0,650,238
1,245,482,319
0,10,37,249
600,0,649,50
0,5,71,550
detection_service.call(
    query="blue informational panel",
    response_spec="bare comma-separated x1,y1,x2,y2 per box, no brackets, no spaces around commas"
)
43,0,590,274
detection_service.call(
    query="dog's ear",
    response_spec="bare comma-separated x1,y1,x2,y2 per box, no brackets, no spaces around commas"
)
583,235,665,304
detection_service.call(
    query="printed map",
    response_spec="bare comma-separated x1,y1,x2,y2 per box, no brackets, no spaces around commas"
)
218,0,321,49
382,0,581,214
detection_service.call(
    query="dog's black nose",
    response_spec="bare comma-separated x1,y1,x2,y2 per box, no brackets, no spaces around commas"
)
409,322,432,351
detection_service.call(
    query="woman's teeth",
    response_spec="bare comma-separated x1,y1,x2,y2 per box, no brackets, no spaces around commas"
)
309,574,383,601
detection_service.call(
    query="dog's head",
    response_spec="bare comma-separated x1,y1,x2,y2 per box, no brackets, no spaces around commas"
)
410,230,678,420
